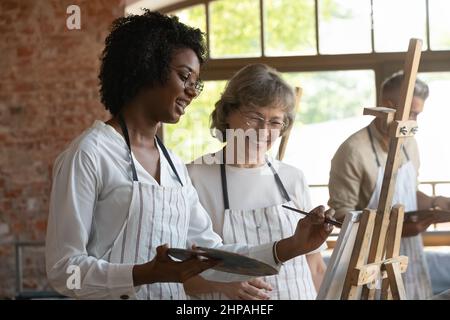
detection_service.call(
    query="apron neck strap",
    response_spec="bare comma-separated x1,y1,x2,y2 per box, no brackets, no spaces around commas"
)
220,161,230,210
267,160,292,202
403,145,410,161
219,158,291,210
118,114,183,186
118,114,139,181
155,135,184,186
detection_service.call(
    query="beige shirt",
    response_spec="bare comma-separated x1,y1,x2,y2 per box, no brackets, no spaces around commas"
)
328,120,420,220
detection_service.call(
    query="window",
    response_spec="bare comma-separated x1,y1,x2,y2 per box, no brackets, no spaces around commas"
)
209,0,261,58
265,0,316,56
373,0,427,52
281,70,375,204
319,0,372,54
416,72,450,232
416,72,450,183
429,0,450,50
152,0,450,56
169,4,206,32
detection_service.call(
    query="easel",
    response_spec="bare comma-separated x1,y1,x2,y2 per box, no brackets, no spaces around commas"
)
340,39,422,300
277,86,302,161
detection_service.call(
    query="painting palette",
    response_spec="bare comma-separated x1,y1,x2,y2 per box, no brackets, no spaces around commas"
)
405,210,450,224
167,247,278,277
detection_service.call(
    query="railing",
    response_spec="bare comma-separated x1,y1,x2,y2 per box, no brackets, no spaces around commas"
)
418,180,450,198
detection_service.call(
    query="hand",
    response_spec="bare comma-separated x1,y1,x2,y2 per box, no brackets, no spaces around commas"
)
216,278,272,300
432,196,450,211
276,206,334,262
132,244,218,286
402,215,436,237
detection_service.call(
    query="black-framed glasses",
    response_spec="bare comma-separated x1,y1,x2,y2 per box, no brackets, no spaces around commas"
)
172,67,204,97
239,110,286,130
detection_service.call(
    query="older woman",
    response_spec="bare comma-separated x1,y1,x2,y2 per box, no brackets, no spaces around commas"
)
185,64,328,300
45,12,332,300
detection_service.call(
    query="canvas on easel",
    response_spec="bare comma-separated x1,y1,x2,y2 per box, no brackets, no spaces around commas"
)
317,211,364,299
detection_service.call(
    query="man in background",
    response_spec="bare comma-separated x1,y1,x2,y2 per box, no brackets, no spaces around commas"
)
328,71,450,299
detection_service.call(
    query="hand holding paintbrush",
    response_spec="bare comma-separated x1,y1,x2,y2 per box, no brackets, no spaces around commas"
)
282,205,342,228
275,205,335,262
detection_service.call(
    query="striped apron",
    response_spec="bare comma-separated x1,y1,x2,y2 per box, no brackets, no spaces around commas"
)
101,115,189,300
366,127,433,299
199,160,317,300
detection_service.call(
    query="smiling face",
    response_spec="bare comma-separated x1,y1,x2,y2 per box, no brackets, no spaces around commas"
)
136,48,201,124
226,105,286,158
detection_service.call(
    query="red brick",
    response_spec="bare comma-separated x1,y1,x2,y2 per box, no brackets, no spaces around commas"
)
1,1,19,11
17,46,34,57
14,82,36,92
0,0,124,298
35,220,47,233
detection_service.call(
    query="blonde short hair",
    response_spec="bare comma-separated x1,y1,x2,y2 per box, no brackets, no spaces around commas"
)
210,64,295,139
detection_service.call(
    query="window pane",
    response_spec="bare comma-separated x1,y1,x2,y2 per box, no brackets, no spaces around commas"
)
210,0,261,58
283,70,375,124
418,183,433,196
429,0,450,50
318,0,372,54
163,81,226,162
169,4,206,32
281,70,375,184
309,185,330,208
373,0,427,52
264,0,316,56
415,72,450,183
414,70,449,243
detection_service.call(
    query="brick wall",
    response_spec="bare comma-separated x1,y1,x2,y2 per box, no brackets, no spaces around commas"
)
0,0,124,298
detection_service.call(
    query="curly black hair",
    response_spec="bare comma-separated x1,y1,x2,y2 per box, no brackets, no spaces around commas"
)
99,10,207,116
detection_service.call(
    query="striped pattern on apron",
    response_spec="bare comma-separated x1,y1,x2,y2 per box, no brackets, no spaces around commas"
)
101,115,190,299
193,159,317,300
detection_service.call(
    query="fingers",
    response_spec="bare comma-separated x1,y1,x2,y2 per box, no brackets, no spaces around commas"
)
325,208,335,218
248,278,272,291
156,244,172,262
180,257,219,281
241,282,271,300
324,209,336,232
308,205,325,224
420,215,436,229
189,243,202,259
238,288,269,300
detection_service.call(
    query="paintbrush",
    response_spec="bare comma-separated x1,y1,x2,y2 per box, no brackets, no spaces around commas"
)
281,205,342,228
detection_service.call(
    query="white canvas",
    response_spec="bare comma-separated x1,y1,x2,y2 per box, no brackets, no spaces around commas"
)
317,211,363,300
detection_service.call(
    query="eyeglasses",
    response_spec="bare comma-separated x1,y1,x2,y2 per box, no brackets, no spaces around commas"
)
172,67,204,97
239,110,286,130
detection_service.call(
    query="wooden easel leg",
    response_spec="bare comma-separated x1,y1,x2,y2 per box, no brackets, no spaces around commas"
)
381,205,406,300
385,262,407,299
341,209,376,299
